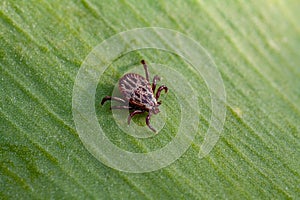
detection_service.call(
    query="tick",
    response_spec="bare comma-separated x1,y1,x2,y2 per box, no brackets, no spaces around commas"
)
101,60,168,132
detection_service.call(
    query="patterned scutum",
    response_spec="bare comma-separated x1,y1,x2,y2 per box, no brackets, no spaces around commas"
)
119,73,157,110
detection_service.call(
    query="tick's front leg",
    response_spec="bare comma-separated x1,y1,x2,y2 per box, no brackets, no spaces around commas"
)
155,85,168,100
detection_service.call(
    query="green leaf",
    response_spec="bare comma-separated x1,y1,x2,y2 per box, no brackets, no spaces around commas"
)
1,0,299,199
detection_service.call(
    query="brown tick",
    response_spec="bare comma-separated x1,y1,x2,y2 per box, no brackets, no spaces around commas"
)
101,60,168,132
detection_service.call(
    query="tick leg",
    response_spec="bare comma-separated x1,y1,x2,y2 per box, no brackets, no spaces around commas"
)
155,85,168,100
101,96,127,105
110,105,132,110
152,75,161,92
146,113,156,132
127,110,144,124
141,60,150,82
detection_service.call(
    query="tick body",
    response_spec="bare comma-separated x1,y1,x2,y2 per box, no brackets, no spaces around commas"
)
101,60,168,132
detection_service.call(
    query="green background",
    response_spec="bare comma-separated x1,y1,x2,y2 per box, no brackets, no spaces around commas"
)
1,0,299,199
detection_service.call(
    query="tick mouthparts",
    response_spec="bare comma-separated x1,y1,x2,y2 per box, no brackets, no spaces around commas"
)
152,107,160,114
